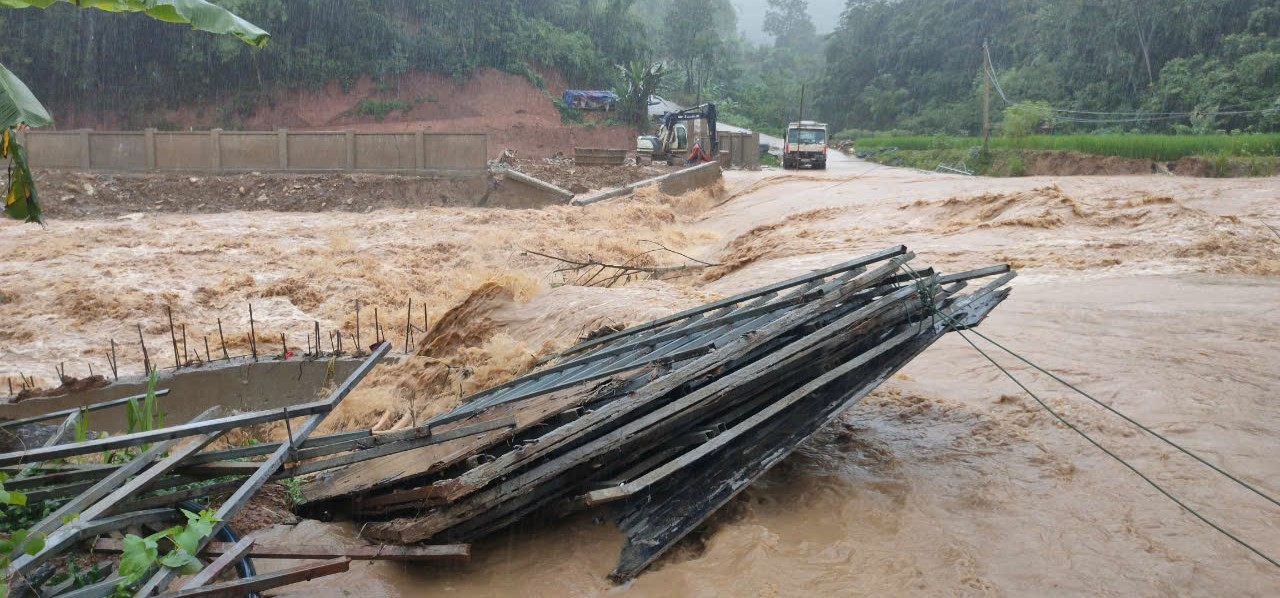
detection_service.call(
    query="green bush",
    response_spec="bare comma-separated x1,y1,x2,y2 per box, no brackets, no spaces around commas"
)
1006,155,1027,177
552,97,584,124
353,98,413,121
1000,101,1053,142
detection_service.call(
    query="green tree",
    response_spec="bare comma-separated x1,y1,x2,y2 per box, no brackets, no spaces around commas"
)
817,0,1280,135
764,0,818,52
617,60,667,130
665,0,723,94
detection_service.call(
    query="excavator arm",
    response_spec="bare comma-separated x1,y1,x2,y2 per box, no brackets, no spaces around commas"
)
659,103,718,156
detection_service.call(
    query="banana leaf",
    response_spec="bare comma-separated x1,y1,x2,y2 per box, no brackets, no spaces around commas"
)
2,127,41,224
0,62,51,131
0,0,269,47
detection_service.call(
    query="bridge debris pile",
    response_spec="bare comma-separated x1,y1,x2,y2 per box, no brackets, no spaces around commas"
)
1,246,1012,592
307,245,1014,581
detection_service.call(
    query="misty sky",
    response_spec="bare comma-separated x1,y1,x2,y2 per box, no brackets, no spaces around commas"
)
733,0,846,43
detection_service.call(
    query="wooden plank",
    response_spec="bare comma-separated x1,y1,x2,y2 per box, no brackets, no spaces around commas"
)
0,389,171,429
300,367,653,504
281,416,517,479
177,417,518,482
3,464,118,491
586,325,921,505
114,419,514,515
11,429,373,492
610,284,1012,580
440,262,915,501
7,407,221,568
41,409,82,447
94,538,470,563
0,400,333,467
365,269,923,543
135,343,390,597
421,289,934,543
182,429,372,466
155,557,351,598
113,478,248,515
78,430,225,523
557,245,906,354
176,536,255,591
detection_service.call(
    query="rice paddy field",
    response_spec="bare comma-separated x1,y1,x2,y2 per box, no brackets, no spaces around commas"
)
848,133,1280,162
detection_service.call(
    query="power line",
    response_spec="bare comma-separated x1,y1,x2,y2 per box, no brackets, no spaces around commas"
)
950,326,1279,569
981,44,1279,123
896,266,1280,570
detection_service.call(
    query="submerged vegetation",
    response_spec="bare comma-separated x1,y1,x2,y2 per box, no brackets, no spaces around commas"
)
848,133,1280,162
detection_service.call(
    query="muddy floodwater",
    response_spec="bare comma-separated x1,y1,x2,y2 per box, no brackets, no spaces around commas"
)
2,156,1278,595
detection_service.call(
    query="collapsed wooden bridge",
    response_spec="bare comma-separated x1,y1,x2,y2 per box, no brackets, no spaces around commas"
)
1,245,1013,594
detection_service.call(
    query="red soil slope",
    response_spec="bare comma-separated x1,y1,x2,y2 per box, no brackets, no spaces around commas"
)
49,69,636,159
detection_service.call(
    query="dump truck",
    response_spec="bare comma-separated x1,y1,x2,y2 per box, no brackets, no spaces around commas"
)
782,121,828,170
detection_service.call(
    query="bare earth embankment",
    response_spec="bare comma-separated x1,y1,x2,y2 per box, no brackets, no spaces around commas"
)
47,68,637,160
2,159,1277,596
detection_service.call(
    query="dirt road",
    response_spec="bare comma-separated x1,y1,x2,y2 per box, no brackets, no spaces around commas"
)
2,158,1278,595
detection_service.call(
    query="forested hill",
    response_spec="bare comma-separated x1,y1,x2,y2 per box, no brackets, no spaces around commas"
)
819,0,1280,135
0,0,645,118
1,0,1277,136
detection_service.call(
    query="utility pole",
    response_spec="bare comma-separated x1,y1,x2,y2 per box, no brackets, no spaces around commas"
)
797,84,806,125
982,37,991,154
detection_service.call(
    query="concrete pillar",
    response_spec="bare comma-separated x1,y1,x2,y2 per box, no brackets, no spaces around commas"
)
414,131,425,171
345,131,356,171
750,132,761,170
210,129,222,172
144,128,157,170
277,129,289,170
79,129,91,170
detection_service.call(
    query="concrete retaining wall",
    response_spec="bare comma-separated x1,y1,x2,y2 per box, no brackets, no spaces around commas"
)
572,161,722,206
0,357,368,434
488,169,575,208
20,129,488,175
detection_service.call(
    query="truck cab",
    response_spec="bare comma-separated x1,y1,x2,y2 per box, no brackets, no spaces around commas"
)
783,121,828,170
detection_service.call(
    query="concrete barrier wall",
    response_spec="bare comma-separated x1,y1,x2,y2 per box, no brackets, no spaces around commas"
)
25,132,84,168
720,131,761,170
155,133,214,170
220,132,279,170
287,132,346,170
658,160,723,195
0,357,368,434
89,132,147,170
356,133,417,171
424,133,488,171
21,129,488,174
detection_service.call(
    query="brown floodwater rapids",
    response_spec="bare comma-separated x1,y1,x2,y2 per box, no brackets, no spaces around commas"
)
3,156,1279,595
